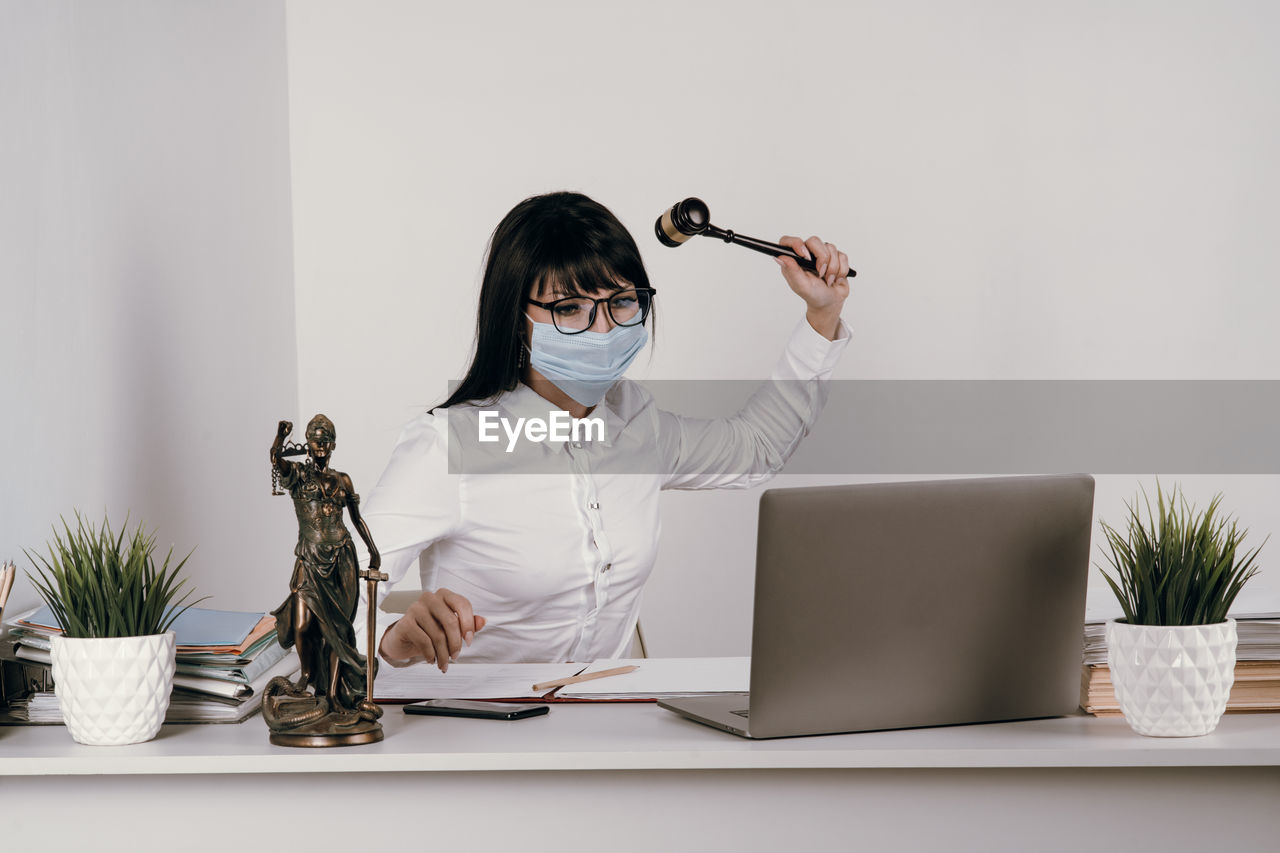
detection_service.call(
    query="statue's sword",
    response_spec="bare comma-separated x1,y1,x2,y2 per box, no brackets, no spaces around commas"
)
360,565,390,710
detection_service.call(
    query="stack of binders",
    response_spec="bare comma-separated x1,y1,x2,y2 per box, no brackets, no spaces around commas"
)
1079,612,1280,716
1,605,299,724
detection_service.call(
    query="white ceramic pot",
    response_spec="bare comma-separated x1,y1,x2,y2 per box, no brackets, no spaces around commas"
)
1106,618,1236,737
50,631,176,745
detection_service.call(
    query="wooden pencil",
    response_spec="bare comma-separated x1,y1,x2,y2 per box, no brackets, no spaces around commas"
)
532,664,639,692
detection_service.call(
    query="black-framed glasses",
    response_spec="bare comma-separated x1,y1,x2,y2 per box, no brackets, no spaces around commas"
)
528,287,656,334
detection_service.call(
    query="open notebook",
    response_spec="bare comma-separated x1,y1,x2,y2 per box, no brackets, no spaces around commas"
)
374,657,750,702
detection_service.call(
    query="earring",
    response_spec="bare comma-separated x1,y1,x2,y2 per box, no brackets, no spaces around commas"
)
518,345,527,369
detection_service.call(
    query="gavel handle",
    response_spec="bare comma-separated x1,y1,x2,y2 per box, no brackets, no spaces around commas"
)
701,225,857,278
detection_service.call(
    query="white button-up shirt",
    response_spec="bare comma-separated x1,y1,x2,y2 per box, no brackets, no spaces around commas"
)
353,317,850,664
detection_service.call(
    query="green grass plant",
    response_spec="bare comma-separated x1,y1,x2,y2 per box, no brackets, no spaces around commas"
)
1100,483,1264,626
24,512,207,639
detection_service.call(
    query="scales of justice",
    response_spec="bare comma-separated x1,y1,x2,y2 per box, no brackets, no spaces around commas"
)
264,415,388,747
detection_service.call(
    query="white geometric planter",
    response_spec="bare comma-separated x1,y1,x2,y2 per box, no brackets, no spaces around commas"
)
1106,618,1236,737
50,631,176,746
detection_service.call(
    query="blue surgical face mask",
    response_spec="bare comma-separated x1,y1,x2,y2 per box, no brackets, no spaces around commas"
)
524,315,648,407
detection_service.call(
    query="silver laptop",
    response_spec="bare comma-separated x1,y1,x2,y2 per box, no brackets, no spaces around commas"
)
659,474,1095,738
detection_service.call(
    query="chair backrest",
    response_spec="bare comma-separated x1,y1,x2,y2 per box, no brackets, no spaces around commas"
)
381,589,420,613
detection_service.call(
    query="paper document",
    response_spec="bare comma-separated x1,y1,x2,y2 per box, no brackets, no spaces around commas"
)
557,657,750,699
19,604,268,648
1082,613,1280,665
375,662,583,700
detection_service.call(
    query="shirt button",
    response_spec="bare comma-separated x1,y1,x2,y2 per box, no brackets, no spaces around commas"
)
589,502,600,510
603,563,612,572
573,441,584,449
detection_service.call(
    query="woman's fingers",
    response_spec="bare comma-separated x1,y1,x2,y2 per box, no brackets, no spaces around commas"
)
776,235,828,294
805,236,829,277
401,598,449,671
441,588,480,647
410,604,451,673
394,615,436,665
778,234,811,261
779,234,849,283
427,594,464,667
398,588,486,672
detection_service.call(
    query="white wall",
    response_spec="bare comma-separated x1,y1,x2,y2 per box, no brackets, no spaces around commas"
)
12,1,1265,654
284,0,1280,655
0,2,1275,652
0,1,299,614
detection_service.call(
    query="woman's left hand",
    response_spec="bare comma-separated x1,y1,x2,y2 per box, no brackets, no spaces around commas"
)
775,235,850,340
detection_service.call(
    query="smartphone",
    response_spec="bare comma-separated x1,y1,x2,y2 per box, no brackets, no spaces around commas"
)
403,699,550,720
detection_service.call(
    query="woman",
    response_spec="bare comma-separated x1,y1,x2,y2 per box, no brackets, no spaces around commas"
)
354,191,850,670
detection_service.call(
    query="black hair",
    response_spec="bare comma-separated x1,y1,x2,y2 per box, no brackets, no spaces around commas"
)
435,191,654,410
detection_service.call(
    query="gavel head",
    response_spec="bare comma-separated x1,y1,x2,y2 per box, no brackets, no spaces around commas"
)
655,197,711,247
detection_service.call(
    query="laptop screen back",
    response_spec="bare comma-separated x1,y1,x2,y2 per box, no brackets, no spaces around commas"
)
746,475,1095,738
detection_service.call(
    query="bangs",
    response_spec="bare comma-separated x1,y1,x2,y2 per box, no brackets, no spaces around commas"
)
514,189,645,298
533,254,633,300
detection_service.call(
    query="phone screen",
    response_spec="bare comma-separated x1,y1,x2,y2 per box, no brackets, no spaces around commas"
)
403,699,549,720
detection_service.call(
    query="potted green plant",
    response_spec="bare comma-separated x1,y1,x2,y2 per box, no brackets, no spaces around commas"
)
1100,483,1264,737
25,513,205,745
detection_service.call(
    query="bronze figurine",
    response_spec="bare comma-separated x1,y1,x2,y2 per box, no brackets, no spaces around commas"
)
263,415,388,747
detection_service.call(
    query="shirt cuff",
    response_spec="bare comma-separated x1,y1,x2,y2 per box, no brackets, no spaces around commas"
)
781,315,852,378
354,599,417,668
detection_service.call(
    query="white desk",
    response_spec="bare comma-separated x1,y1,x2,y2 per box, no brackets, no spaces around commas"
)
3,706,1279,851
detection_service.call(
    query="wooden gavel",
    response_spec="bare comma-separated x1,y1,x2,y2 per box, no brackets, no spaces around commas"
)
654,197,856,278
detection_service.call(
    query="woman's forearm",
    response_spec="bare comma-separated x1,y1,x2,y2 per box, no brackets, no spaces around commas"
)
805,306,843,341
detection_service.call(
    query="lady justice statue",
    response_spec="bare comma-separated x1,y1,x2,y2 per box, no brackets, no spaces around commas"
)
264,415,387,747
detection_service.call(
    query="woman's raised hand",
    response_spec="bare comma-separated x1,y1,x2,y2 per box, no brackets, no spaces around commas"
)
379,587,486,672
774,235,850,340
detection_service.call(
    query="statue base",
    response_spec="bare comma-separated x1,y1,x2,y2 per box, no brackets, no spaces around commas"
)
269,718,384,748
262,677,385,748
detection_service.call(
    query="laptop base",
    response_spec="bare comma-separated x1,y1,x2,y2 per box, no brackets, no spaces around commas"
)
658,693,756,738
